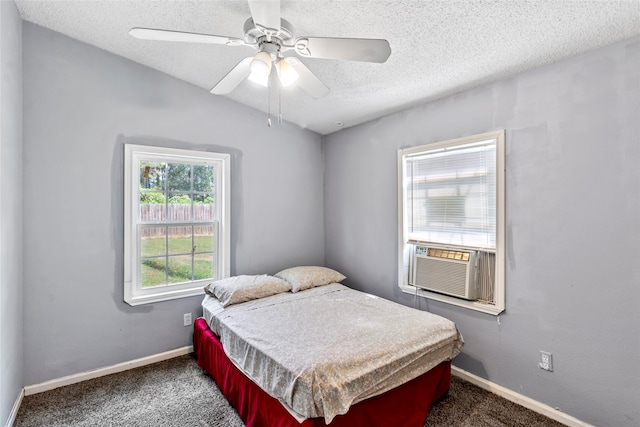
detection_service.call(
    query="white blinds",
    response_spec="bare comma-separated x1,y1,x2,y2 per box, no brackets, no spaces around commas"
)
405,139,497,249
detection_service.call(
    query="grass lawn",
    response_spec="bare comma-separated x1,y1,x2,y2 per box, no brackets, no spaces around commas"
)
141,236,214,287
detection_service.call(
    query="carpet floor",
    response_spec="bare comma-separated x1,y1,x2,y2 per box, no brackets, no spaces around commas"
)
15,354,565,427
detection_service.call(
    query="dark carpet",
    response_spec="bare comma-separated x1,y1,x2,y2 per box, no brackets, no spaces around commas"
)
15,354,564,427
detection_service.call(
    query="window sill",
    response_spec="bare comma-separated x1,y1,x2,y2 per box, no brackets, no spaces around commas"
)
124,285,206,306
399,284,504,315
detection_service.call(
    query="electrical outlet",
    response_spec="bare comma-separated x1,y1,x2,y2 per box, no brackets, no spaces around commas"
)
539,351,553,371
183,313,192,327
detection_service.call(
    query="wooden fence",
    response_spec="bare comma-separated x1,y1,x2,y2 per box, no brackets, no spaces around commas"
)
140,204,214,238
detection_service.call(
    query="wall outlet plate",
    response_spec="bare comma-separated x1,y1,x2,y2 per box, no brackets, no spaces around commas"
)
183,312,192,327
539,351,553,371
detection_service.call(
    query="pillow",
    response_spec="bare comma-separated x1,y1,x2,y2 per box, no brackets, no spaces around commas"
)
204,274,291,307
274,266,346,293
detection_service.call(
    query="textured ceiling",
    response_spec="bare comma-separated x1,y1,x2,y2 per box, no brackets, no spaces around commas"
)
15,0,640,135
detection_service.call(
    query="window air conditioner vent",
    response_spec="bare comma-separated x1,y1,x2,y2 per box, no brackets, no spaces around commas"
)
413,246,478,300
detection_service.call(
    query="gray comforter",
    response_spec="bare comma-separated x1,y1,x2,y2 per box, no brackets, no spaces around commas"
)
202,284,463,423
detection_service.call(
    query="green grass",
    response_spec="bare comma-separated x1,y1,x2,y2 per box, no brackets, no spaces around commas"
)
140,236,214,287
141,235,213,257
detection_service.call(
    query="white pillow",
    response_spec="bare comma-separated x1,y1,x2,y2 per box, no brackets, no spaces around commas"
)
204,275,291,307
274,266,346,293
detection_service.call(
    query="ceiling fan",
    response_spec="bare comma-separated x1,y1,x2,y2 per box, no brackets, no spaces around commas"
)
129,0,391,99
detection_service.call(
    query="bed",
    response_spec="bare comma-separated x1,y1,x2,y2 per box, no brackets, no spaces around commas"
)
193,267,463,427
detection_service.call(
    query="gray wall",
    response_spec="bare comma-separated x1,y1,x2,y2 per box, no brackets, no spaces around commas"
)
22,22,325,386
324,37,640,427
0,1,23,424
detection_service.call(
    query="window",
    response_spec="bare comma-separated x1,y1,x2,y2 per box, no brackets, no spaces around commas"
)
397,130,505,314
124,144,230,306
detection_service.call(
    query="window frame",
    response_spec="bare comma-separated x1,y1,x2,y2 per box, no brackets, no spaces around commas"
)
397,130,505,315
124,144,230,306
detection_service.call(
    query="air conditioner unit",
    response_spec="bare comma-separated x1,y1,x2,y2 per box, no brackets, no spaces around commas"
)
412,246,478,300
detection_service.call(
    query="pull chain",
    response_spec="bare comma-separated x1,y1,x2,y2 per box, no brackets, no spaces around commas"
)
266,63,285,127
267,77,272,127
278,83,283,125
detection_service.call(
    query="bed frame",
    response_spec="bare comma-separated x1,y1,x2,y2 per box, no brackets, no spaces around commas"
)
193,317,451,427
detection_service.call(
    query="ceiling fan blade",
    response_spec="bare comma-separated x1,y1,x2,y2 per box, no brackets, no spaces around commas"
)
210,57,253,94
129,27,247,46
285,58,330,99
248,0,281,32
292,37,391,63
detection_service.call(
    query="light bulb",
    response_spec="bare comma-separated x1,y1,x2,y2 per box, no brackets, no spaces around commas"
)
248,72,269,87
276,58,299,87
250,51,272,77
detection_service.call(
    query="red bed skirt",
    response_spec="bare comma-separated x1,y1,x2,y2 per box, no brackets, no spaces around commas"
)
193,317,450,427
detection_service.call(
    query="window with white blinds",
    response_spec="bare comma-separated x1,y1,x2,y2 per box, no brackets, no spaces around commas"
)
397,130,505,315
405,139,496,250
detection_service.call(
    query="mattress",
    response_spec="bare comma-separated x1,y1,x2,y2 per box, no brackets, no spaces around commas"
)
201,283,463,423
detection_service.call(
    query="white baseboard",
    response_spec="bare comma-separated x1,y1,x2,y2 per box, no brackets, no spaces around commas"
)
5,388,24,427
451,366,593,427
23,345,193,396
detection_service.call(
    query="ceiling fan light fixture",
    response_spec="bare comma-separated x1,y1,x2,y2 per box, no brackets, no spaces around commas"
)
130,0,391,122
250,51,272,77
276,58,299,87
